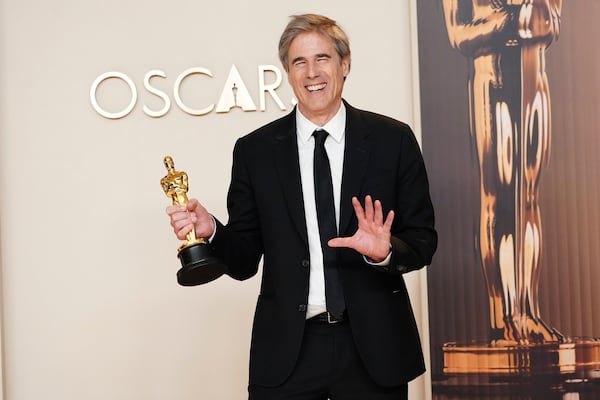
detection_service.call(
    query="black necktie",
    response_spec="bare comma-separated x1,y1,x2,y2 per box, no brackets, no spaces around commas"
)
313,130,345,318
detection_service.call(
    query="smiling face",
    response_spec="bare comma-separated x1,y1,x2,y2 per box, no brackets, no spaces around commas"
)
286,31,350,126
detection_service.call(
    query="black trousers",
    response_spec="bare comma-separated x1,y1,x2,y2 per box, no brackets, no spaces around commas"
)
248,319,408,400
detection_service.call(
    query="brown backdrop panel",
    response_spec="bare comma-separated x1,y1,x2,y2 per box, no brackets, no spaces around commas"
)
417,0,600,393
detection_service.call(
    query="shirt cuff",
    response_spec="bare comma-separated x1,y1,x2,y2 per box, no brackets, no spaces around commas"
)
363,245,392,266
206,215,217,243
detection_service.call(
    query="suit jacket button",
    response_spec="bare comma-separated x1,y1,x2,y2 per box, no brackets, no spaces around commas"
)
301,259,310,268
298,304,307,312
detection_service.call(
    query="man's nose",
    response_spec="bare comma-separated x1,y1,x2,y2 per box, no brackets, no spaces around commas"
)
306,61,319,79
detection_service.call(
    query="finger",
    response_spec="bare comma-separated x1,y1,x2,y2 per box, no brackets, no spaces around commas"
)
176,224,194,240
374,199,384,226
172,216,193,231
166,205,186,215
364,195,374,221
187,198,200,212
170,211,192,225
328,236,354,249
351,196,366,220
383,210,395,230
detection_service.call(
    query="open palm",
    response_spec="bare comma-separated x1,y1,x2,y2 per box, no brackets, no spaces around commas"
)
328,195,394,262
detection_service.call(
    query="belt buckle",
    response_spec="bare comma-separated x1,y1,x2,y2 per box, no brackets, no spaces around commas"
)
327,312,340,324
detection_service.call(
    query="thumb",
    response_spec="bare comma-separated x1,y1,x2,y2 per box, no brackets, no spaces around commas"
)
328,237,352,248
187,198,200,212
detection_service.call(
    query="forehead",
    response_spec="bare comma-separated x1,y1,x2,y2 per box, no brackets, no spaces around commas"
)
288,31,337,57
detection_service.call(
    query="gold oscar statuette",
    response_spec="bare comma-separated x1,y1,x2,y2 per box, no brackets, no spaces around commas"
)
161,155,227,285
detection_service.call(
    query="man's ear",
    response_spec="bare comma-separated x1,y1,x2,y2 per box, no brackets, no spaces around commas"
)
342,56,351,77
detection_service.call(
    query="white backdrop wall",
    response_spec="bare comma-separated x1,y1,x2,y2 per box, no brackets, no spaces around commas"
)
0,1,429,399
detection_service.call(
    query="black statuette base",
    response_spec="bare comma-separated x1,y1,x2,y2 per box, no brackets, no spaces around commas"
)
176,243,227,286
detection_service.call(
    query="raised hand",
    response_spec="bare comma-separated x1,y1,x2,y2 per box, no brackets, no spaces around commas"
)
328,195,394,262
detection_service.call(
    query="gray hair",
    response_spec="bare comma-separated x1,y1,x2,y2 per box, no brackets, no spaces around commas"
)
278,14,351,71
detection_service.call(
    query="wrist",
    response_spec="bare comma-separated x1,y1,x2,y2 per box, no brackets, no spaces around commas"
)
364,244,392,266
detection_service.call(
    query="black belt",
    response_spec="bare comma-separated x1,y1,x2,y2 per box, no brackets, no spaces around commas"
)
309,311,347,324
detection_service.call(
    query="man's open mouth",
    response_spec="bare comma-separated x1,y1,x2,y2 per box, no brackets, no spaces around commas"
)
306,83,327,92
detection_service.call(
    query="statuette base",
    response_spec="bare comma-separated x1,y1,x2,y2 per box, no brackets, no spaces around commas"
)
177,243,227,286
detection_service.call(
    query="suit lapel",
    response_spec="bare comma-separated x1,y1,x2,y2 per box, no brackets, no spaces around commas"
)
340,103,370,235
274,111,309,246
272,103,370,244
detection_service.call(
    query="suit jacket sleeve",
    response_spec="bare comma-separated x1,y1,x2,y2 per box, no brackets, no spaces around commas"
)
211,137,264,281
387,123,437,274
353,114,436,276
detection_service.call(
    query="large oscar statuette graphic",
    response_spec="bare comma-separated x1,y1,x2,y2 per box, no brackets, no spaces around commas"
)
439,0,599,394
161,156,227,286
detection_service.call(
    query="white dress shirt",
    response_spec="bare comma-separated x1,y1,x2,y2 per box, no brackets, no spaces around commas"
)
296,104,346,319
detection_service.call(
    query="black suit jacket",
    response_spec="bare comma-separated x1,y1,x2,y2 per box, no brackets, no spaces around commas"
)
211,100,437,387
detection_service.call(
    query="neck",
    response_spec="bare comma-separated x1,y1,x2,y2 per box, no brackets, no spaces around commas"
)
298,102,342,127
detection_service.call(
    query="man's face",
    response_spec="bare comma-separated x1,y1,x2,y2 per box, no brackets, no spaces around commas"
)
286,31,350,126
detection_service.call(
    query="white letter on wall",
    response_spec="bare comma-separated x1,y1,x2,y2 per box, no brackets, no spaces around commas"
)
258,65,285,111
143,70,171,118
174,67,214,116
90,72,137,119
215,65,257,113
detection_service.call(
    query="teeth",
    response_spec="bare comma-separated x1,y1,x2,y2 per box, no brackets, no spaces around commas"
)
307,83,326,92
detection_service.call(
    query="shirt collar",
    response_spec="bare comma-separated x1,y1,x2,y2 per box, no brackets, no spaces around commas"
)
296,102,346,144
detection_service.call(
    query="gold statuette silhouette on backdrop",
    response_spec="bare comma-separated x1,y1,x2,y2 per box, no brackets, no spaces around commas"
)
440,0,599,389
161,155,227,285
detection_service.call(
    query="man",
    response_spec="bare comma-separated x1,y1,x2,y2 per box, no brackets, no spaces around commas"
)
167,14,437,399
